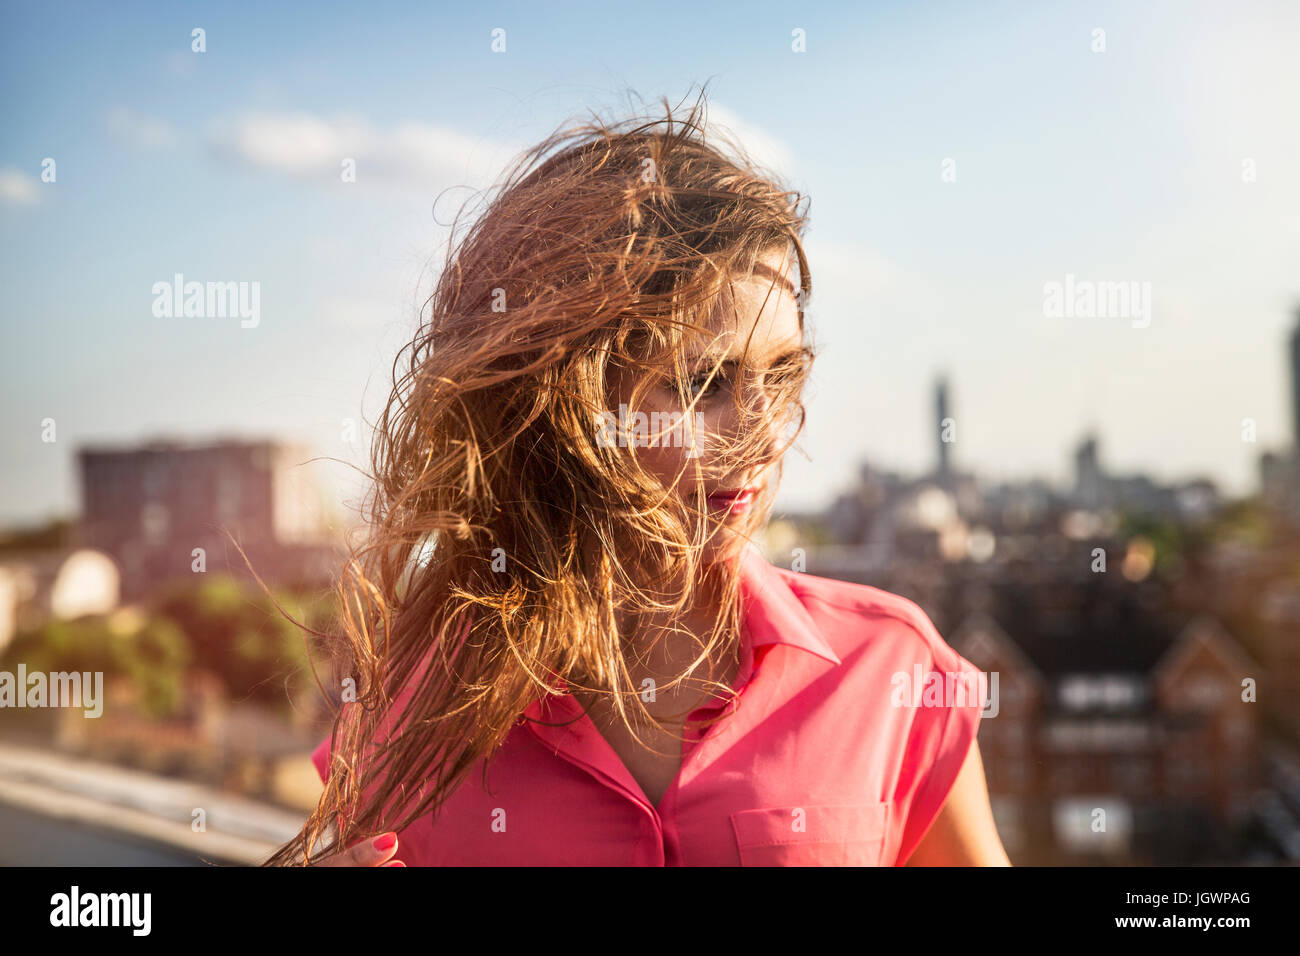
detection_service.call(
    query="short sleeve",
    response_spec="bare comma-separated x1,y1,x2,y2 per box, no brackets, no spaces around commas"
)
309,615,470,788
306,704,433,866
891,644,985,865
310,733,331,783
302,621,475,866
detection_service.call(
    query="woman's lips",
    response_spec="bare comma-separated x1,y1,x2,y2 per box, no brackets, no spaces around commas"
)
706,487,759,515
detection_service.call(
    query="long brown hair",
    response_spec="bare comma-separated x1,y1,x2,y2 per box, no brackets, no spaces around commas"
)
265,88,815,865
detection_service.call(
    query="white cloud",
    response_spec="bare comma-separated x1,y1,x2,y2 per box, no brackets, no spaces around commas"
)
106,107,178,148
801,237,946,326
211,111,523,192
208,104,797,201
704,103,796,178
0,168,40,205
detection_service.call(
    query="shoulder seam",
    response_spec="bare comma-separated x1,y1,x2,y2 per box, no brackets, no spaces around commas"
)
779,572,963,665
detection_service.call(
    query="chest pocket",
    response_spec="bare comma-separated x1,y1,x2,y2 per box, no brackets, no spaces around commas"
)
731,803,889,866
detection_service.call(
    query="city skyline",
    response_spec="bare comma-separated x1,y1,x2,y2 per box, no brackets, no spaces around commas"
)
5,326,1290,538
2,310,1297,534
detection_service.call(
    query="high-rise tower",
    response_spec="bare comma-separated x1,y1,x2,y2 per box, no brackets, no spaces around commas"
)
1289,307,1299,452
936,376,951,483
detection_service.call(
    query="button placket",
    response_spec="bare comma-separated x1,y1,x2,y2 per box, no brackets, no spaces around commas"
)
523,695,663,823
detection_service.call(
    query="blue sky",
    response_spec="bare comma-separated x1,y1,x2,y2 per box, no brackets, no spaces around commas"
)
2,0,1298,528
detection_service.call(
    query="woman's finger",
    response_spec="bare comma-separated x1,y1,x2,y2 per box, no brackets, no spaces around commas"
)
316,831,400,867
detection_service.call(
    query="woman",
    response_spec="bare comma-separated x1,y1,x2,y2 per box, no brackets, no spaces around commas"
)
270,93,1010,867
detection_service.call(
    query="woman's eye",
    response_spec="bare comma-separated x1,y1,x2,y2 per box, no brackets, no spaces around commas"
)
687,372,724,399
764,368,799,392
765,357,810,393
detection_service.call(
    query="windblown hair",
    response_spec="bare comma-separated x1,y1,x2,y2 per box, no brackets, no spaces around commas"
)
266,89,815,865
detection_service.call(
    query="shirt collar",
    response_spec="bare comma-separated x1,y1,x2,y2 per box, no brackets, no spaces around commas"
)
735,541,842,667
530,540,842,704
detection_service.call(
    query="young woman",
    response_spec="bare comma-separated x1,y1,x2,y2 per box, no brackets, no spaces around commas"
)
269,94,1010,867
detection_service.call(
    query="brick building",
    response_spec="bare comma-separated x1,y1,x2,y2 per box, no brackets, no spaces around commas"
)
76,439,342,600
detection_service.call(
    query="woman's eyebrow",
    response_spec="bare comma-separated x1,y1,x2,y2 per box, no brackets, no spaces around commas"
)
749,261,799,299
685,347,812,370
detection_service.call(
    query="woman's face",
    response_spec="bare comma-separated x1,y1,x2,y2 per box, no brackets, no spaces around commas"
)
609,247,808,565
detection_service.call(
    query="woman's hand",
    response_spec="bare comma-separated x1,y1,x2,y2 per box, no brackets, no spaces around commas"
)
313,831,406,866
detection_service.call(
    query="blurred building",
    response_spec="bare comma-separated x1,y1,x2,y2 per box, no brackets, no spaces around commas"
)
1258,310,1300,524
951,605,1261,865
76,438,342,601
1291,308,1300,453
1259,583,1300,738
764,363,1300,863
0,548,119,653
1073,432,1220,519
824,381,1219,573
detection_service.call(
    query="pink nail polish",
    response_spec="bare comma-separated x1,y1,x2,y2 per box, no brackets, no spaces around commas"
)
383,860,406,867
372,832,397,852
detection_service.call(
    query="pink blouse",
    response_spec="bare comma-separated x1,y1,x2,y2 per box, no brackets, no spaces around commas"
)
311,542,986,865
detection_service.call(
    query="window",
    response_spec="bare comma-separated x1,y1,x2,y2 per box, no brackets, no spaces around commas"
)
140,503,169,543
1053,798,1131,856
